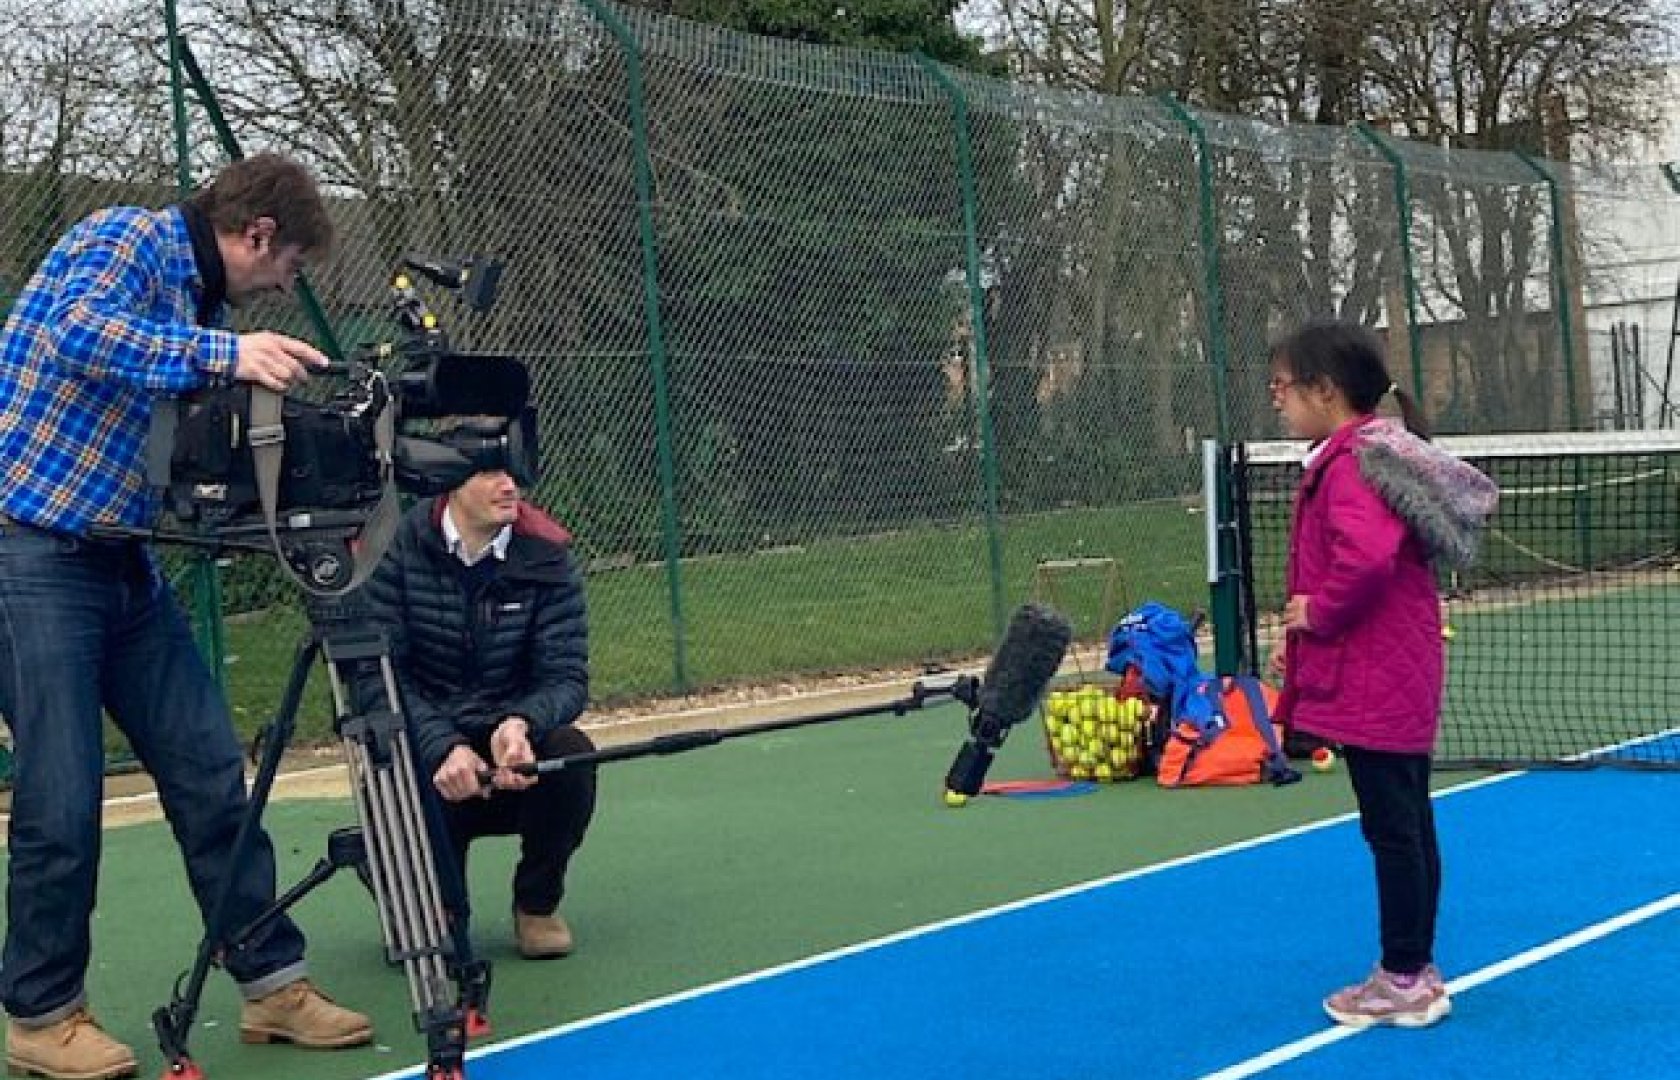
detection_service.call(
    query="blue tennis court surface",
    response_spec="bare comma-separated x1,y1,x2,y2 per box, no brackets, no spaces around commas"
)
380,768,1680,1079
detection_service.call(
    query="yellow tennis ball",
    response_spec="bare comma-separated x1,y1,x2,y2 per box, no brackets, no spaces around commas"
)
1094,762,1115,782
1441,625,1457,640
944,790,970,808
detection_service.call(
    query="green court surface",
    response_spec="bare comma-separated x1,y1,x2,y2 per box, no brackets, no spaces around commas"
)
1440,580,1680,762
4,704,1416,1080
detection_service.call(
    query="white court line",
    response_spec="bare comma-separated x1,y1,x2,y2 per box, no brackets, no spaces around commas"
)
368,770,1522,1080
1195,891,1680,1080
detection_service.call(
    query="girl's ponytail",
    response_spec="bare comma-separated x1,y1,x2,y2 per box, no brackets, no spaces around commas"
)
1390,384,1431,441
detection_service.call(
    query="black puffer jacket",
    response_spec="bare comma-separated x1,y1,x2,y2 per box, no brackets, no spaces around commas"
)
356,497,589,772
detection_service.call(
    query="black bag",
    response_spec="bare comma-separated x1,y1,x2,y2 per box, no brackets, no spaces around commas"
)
166,385,382,521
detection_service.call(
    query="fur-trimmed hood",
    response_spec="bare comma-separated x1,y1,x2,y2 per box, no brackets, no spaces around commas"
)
1353,420,1499,570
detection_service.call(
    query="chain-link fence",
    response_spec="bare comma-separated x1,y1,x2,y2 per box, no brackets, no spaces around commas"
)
3,0,1678,716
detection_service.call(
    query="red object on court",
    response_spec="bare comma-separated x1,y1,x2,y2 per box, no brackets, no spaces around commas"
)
467,1009,492,1038
162,1059,204,1080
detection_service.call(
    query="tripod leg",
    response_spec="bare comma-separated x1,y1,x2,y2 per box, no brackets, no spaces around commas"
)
390,720,493,1036
320,631,491,1076
153,634,322,1079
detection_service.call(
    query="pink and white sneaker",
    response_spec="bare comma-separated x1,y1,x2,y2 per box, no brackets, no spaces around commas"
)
1323,965,1452,1029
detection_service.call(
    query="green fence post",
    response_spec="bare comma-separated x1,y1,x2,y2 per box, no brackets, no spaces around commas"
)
578,0,688,691
1355,124,1426,403
164,0,227,689
1156,95,1231,445
164,0,191,191
1158,95,1239,673
1516,153,1594,564
1515,151,1583,431
915,54,1006,637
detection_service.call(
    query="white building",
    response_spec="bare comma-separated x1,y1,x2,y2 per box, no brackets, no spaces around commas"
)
1579,66,1680,429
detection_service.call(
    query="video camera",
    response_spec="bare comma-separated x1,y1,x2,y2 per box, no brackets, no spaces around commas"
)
143,255,537,592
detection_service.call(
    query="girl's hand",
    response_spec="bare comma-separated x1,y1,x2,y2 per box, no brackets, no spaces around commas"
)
1282,594,1312,632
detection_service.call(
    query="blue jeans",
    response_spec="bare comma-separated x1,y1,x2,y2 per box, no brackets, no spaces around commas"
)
0,523,306,1024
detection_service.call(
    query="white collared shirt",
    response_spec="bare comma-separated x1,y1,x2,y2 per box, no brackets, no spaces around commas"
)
442,506,512,568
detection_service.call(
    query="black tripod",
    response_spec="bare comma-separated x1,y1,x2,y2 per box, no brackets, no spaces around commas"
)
152,589,490,1080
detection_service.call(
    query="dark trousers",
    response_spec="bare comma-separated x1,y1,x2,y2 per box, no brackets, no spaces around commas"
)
0,526,305,1022
1342,745,1442,975
440,724,597,921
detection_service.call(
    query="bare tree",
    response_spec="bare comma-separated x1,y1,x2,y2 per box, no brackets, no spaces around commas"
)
0,0,179,296
980,0,1668,430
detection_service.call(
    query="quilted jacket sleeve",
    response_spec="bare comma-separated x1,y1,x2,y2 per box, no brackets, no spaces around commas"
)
505,546,589,739
1303,457,1409,640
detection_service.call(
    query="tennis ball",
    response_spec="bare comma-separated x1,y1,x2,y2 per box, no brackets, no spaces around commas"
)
1311,747,1336,772
944,790,969,808
1094,762,1115,782
1441,625,1457,641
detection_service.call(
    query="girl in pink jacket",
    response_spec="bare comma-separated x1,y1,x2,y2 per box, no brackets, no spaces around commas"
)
1270,320,1495,1031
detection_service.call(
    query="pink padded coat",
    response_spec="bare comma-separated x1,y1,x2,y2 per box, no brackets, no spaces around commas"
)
1274,417,1443,754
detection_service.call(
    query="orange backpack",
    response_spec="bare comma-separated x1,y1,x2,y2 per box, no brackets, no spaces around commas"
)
1155,676,1300,788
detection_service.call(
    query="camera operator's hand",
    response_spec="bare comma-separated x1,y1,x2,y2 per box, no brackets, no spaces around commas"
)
488,717,538,792
234,331,328,393
434,744,491,802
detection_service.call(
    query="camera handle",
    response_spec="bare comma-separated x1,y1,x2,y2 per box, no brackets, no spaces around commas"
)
153,595,490,1080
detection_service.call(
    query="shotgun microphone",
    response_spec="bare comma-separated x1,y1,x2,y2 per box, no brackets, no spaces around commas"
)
943,604,1073,800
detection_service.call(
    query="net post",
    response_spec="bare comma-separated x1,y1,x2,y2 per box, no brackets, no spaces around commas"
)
1204,438,1242,675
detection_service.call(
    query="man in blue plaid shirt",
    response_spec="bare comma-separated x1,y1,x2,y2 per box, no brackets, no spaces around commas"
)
0,154,373,1079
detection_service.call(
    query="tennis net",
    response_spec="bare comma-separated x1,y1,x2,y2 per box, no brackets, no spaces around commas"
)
1228,431,1680,769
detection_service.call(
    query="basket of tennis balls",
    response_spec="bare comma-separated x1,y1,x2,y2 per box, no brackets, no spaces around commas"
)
1040,682,1157,782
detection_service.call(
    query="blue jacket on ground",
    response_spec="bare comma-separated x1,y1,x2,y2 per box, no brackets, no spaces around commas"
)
1105,602,1223,734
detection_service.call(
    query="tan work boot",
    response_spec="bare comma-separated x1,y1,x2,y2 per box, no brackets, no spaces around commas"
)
514,909,575,959
5,1009,137,1080
239,979,373,1049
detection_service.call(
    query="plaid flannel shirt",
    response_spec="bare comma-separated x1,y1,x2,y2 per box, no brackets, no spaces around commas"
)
0,206,239,535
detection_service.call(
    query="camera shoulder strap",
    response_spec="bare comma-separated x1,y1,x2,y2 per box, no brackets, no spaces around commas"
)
249,387,402,595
